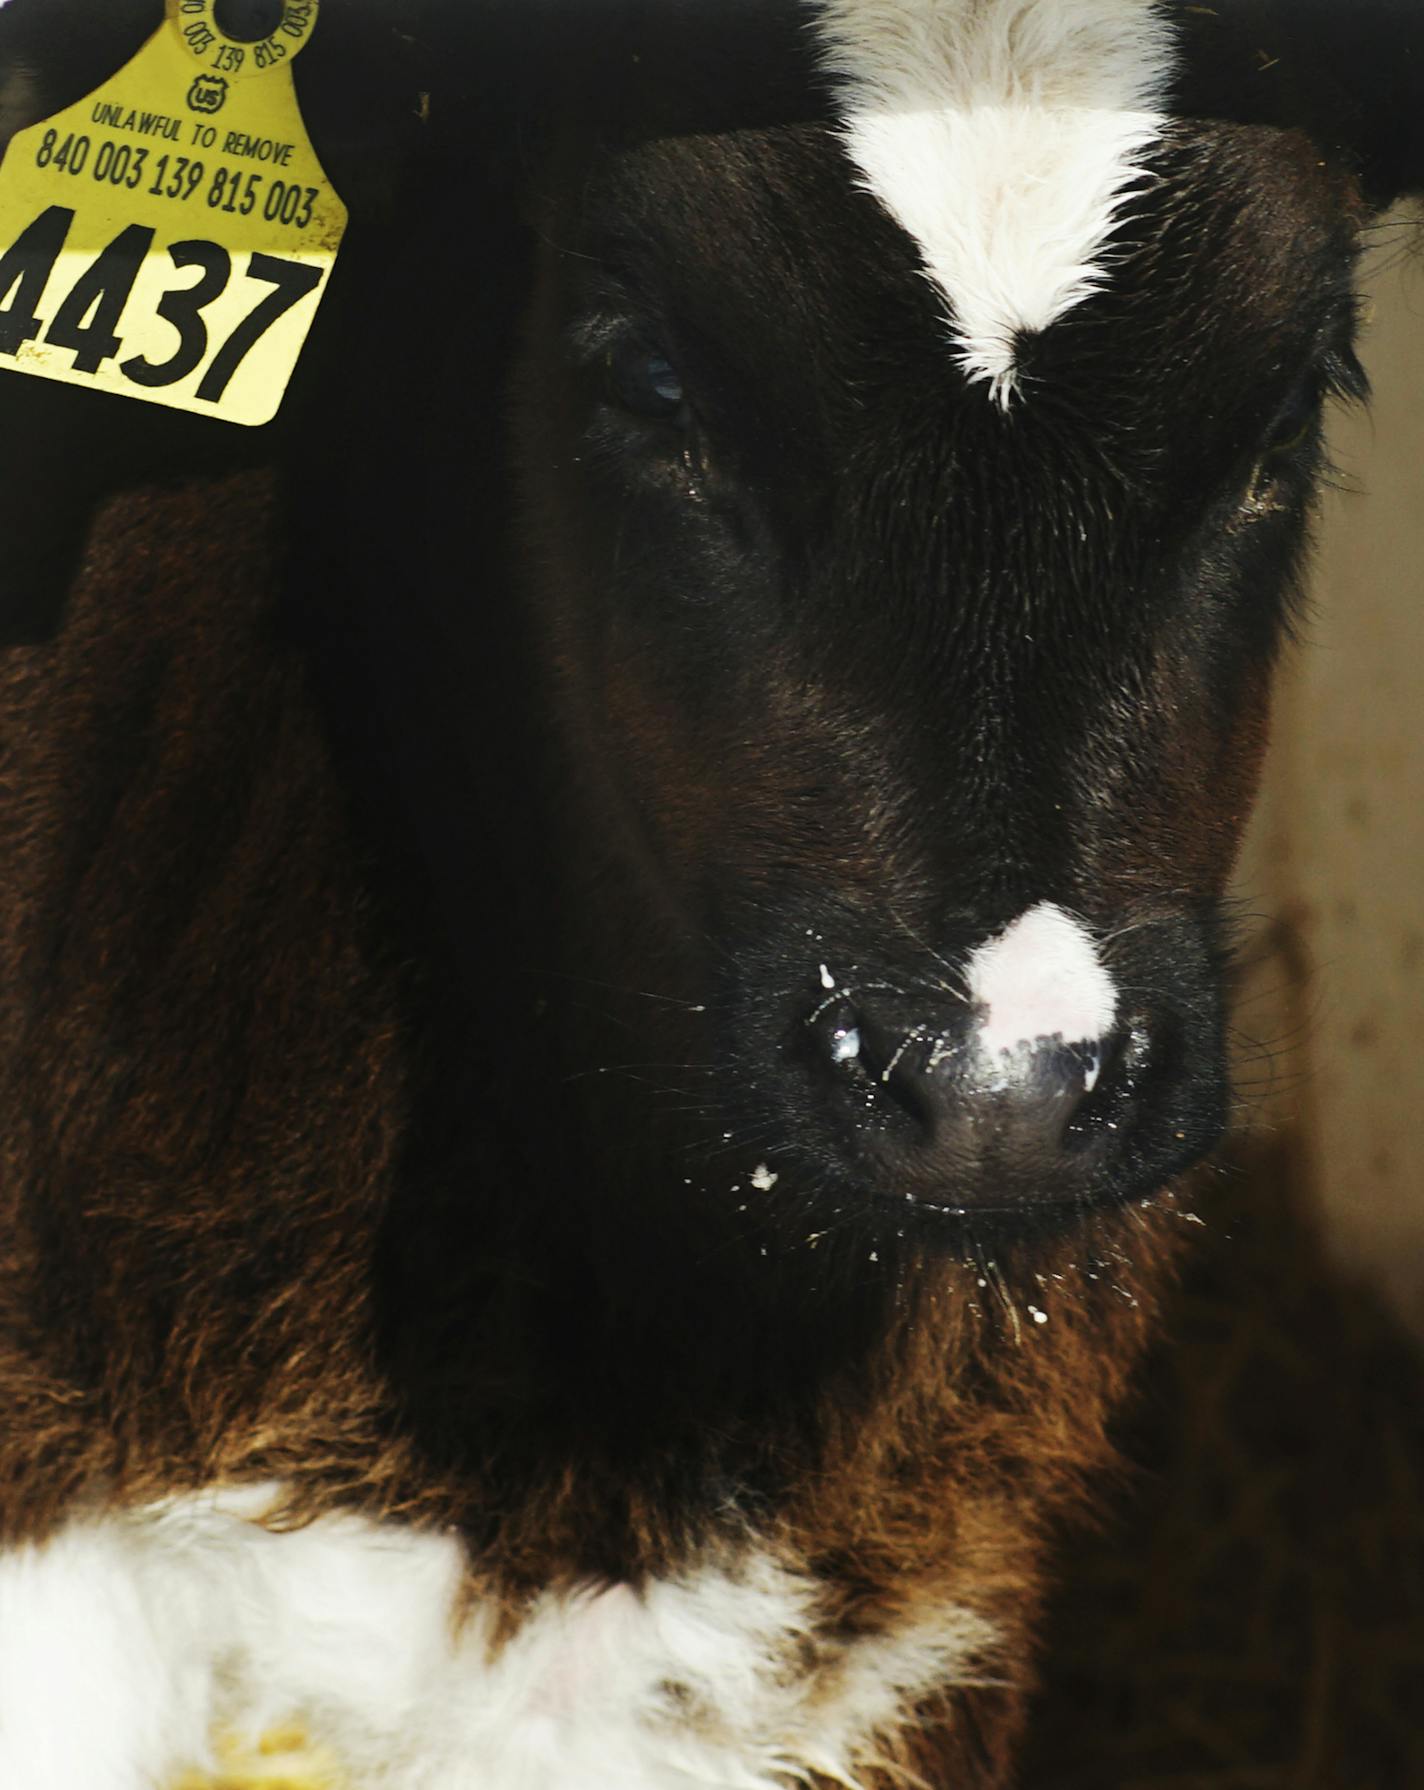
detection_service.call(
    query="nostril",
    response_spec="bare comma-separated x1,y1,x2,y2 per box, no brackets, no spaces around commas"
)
874,1027,942,1133
806,996,868,1077
804,994,949,1131
1063,1022,1156,1150
791,960,1208,1209
805,984,979,1145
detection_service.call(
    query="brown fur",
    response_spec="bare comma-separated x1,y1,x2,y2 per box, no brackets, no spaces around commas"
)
0,472,1196,1786
0,73,1373,1790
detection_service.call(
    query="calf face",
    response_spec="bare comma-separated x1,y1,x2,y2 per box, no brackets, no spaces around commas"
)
0,8,1414,1781
511,111,1366,1240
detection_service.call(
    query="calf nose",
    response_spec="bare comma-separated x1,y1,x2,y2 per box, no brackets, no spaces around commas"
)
805,905,1131,1206
809,988,1120,1177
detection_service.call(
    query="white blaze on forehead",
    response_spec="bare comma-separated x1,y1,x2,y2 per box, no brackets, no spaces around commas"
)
808,0,1176,406
966,901,1116,1055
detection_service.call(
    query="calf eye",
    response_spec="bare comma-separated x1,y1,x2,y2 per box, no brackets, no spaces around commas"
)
1262,375,1321,458
608,340,688,422
1242,371,1328,514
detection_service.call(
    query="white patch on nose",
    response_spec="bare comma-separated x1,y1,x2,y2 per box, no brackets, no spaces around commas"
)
965,902,1116,1059
808,0,1176,406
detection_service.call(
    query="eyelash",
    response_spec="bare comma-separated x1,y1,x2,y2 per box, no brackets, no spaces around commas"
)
1236,342,1363,516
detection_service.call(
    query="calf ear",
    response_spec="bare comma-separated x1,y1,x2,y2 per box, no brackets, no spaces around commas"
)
1171,0,1424,206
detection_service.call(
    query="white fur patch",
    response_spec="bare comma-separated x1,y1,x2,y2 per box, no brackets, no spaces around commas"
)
966,901,1116,1059
808,0,1176,404
0,1488,1001,1789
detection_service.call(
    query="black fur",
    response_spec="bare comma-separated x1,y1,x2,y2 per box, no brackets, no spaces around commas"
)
0,6,1414,1784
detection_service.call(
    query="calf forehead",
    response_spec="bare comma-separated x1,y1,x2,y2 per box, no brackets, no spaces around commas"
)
810,0,1178,406
577,120,1357,448
537,118,1360,903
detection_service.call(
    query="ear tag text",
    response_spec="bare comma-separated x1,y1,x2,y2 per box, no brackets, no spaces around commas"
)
0,0,345,427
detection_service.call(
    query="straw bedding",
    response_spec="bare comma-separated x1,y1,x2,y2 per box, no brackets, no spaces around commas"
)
1024,1136,1424,1790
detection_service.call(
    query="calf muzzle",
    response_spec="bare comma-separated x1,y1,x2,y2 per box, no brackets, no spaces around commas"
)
798,978,1207,1216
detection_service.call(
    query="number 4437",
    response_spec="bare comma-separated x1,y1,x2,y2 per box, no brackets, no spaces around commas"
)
0,202,322,403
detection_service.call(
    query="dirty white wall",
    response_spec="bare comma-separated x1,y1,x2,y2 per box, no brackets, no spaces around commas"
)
1235,208,1424,1333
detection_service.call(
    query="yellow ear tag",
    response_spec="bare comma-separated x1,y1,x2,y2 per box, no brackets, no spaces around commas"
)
0,0,345,427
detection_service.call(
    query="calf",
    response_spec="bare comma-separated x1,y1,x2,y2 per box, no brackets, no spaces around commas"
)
0,2,1418,1786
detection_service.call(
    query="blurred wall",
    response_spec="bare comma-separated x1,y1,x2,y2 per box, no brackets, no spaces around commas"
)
1235,207,1424,1334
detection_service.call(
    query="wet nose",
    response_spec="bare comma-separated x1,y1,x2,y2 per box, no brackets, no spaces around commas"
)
808,988,1124,1183
802,905,1134,1207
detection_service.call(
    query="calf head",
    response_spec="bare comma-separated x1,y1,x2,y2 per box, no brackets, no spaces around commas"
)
497,0,1417,1255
